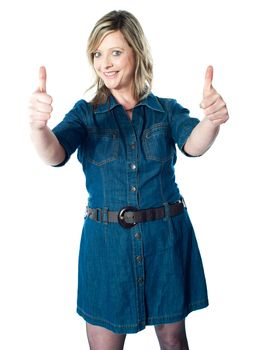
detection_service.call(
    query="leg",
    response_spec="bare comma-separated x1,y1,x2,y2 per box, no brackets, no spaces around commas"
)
86,322,127,350
154,320,189,350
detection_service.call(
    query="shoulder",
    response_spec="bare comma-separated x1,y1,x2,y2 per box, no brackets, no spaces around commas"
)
66,99,94,123
150,93,180,113
72,99,93,112
150,94,193,125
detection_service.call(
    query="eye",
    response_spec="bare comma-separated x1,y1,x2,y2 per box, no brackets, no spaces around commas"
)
112,50,122,56
93,51,101,59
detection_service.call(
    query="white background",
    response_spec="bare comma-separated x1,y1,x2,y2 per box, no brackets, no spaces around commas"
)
0,0,252,349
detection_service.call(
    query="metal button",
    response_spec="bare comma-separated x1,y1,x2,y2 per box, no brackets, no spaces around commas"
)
130,163,136,170
135,232,141,240
136,255,143,263
130,143,136,149
130,186,137,192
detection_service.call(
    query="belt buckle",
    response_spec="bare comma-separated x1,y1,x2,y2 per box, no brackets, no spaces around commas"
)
118,206,137,228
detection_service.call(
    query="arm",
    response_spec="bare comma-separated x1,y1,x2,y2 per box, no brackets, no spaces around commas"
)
29,66,66,165
184,66,229,156
30,127,66,166
183,118,220,156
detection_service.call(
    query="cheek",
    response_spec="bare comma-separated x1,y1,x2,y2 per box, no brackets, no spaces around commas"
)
93,62,100,73
126,57,136,76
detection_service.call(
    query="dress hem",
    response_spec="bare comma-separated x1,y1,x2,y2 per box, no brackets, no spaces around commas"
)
76,300,209,334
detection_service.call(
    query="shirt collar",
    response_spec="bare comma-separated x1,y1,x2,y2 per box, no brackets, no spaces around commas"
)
94,92,165,114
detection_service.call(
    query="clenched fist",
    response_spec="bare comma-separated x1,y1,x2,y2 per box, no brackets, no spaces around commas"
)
29,66,53,130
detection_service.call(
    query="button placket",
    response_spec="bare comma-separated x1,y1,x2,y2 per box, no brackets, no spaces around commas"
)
127,134,138,203
118,109,146,323
123,125,138,204
133,246,144,305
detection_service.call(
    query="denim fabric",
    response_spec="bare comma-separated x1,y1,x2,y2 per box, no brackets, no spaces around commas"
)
52,93,208,334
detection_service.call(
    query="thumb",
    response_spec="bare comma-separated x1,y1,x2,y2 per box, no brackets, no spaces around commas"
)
39,66,47,92
203,65,213,97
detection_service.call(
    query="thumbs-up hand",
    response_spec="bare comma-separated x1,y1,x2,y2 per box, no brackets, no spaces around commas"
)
29,66,53,130
200,66,229,126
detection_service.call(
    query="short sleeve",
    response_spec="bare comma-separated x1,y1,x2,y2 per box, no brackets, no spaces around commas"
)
52,100,88,166
169,99,200,157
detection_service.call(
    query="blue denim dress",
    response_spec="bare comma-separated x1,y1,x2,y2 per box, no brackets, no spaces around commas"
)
52,93,208,334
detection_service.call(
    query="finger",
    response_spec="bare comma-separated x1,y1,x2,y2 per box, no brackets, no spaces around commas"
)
39,66,47,92
202,97,226,116
203,65,213,97
206,106,229,122
35,102,53,114
200,92,219,109
29,98,53,114
32,92,53,104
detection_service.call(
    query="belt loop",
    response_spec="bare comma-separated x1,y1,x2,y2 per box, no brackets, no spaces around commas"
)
96,208,101,222
163,202,170,221
102,207,109,224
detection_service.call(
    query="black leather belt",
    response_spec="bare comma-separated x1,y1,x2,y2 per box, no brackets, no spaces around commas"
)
86,199,186,229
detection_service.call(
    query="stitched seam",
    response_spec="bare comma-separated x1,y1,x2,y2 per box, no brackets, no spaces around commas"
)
147,299,208,321
77,307,142,328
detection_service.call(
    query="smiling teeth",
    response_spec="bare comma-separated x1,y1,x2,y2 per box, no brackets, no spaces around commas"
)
104,72,117,76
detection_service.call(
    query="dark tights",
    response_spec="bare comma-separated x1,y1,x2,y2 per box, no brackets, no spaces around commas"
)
86,320,189,350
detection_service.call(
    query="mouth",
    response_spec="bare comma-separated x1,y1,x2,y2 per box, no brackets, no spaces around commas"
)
103,71,119,78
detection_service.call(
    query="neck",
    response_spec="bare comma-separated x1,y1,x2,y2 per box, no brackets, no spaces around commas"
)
110,87,137,110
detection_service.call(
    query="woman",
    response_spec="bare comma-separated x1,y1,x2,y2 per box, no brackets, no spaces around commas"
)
29,10,229,350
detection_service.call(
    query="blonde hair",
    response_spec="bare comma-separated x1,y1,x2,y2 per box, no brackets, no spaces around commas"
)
86,10,153,106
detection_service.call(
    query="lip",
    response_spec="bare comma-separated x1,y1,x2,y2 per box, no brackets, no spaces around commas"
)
103,71,119,78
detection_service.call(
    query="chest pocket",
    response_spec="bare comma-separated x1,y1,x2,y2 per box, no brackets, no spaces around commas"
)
86,128,119,166
142,123,173,162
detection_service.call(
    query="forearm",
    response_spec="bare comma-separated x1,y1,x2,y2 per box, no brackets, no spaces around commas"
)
30,126,66,165
183,118,220,156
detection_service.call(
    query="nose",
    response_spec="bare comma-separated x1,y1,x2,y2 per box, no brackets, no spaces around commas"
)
102,54,113,70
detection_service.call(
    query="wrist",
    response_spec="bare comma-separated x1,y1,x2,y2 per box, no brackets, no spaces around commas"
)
30,123,48,133
202,116,220,131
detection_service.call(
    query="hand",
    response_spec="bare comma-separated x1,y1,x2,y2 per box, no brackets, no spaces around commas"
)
29,66,53,130
200,65,229,126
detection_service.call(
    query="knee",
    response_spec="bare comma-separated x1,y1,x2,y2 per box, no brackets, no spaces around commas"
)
155,324,188,350
86,322,126,350
165,337,187,349
159,334,186,349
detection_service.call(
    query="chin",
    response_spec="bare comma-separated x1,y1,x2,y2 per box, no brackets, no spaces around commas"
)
102,76,124,91
104,82,121,90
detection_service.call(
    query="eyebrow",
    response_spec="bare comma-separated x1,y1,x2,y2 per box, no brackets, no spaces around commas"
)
95,46,125,52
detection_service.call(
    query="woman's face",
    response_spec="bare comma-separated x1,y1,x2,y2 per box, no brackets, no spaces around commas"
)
93,30,136,95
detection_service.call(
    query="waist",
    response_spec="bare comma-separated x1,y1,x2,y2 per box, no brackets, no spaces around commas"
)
86,198,186,229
